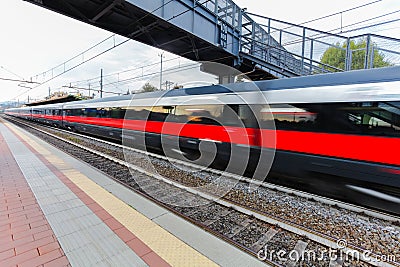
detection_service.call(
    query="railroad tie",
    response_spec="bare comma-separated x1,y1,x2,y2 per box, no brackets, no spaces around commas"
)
286,240,309,267
329,258,343,267
227,218,254,238
250,228,278,252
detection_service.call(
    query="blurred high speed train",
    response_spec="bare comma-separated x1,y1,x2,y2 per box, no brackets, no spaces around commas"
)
6,67,400,214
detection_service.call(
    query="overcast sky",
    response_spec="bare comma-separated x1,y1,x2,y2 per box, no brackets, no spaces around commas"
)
0,0,399,102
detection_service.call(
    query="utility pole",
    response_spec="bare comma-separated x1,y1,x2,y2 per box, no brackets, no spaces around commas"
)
88,83,91,98
164,80,174,90
100,69,103,98
48,87,51,97
159,52,165,90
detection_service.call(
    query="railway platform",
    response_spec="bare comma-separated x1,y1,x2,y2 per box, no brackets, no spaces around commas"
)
0,119,266,267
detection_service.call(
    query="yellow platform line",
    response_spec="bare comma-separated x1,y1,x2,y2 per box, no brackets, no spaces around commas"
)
7,123,218,267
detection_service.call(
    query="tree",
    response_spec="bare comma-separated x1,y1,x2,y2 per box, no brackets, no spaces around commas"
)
140,83,158,93
320,38,392,72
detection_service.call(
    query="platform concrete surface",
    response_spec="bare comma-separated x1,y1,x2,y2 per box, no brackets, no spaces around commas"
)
0,119,268,267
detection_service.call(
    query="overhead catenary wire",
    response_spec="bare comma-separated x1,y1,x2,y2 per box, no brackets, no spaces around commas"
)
12,0,176,100
254,0,384,29
62,85,122,95
251,9,400,49
67,56,183,87
65,50,238,93
32,34,117,80
70,42,241,91
13,0,212,100
0,77,40,84
1,66,25,80
29,0,177,82
330,17,400,35
86,63,201,90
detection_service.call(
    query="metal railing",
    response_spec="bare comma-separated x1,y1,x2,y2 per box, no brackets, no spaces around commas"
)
239,13,400,77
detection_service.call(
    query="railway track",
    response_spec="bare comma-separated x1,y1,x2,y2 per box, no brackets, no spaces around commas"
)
4,116,400,267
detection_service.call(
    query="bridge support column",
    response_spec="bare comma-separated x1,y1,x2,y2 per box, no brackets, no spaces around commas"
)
218,75,235,84
200,62,240,85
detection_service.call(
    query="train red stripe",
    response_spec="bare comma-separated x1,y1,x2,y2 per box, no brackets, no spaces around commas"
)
38,115,400,166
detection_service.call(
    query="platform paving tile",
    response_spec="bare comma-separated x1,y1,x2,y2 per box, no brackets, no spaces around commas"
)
0,129,70,267
95,236,127,258
103,183,168,220
43,256,70,267
41,199,85,215
48,217,94,238
67,245,103,267
46,204,94,220
57,232,92,253
1,123,148,267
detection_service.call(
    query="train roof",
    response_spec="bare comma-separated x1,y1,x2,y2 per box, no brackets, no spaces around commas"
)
31,103,64,109
12,66,400,110
72,66,400,104
256,66,400,90
162,66,400,97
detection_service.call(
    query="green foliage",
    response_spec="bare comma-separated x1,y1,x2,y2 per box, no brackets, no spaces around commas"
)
320,38,392,72
140,82,158,93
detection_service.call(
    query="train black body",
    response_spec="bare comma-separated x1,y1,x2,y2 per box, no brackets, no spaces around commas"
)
6,67,400,214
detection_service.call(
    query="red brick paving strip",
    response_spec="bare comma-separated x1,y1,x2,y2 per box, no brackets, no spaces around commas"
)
4,122,171,267
0,132,70,267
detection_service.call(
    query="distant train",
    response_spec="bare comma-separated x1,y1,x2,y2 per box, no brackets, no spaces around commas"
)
6,67,400,214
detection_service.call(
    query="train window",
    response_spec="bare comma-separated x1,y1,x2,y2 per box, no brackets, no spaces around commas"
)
149,106,171,122
269,104,317,130
261,102,400,136
220,105,242,127
174,105,224,125
97,108,109,118
124,106,175,121
239,105,262,128
71,109,83,116
340,101,400,136
125,106,151,120
83,108,96,117
110,107,124,119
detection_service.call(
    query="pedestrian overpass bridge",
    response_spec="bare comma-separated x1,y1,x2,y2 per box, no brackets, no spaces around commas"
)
24,0,400,80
